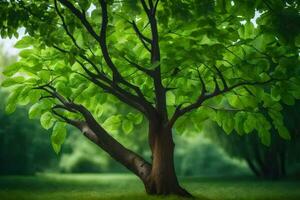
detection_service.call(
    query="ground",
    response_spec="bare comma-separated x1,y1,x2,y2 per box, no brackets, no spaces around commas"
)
0,174,300,200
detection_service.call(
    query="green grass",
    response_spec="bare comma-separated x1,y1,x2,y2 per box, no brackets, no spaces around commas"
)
0,173,300,200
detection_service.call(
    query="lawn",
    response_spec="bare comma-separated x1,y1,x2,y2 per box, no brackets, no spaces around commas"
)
0,174,300,200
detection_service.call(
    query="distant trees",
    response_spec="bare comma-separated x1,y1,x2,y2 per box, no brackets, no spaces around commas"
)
174,135,249,177
207,102,300,179
0,46,56,175
0,91,59,175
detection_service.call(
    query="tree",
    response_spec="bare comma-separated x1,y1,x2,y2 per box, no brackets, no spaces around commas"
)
1,0,300,197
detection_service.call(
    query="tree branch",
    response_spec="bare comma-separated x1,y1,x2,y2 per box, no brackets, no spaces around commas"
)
57,0,156,117
51,105,83,127
153,0,159,15
123,56,154,76
52,45,154,117
140,0,150,14
140,0,166,120
213,65,228,90
47,89,153,181
169,77,283,127
58,0,100,41
131,20,151,52
54,0,81,50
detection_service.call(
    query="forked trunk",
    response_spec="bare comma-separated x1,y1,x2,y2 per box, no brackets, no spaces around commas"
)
143,123,192,197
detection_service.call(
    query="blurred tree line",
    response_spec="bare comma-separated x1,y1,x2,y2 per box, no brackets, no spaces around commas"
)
0,94,248,176
206,102,300,180
0,88,248,176
0,92,59,175
0,45,299,178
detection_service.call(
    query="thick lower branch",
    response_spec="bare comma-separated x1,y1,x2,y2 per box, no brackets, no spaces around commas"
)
79,121,152,180
49,96,152,181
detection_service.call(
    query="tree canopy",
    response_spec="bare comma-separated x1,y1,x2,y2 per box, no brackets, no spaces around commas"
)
1,0,299,148
1,0,300,196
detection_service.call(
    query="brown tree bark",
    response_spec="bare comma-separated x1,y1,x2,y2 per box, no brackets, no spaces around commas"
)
143,122,192,197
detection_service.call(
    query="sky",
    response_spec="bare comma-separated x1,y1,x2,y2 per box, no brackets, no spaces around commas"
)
0,37,19,56
0,28,25,57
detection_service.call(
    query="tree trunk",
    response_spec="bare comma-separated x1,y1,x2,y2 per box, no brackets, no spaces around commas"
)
143,123,192,197
245,156,262,177
72,107,192,197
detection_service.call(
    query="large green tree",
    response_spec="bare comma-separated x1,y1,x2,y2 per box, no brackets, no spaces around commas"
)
1,0,299,197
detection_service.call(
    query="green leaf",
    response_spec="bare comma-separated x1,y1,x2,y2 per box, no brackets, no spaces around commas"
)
18,87,31,105
5,87,23,114
40,112,55,130
281,94,295,105
243,114,256,134
127,112,143,125
27,90,41,104
51,122,67,154
56,81,72,97
271,86,281,101
222,116,234,134
122,119,134,134
215,111,222,126
260,129,271,146
14,36,34,48
38,71,51,82
277,125,291,140
103,115,121,132
166,91,176,106
1,77,25,87
5,103,16,114
175,116,189,134
3,62,23,77
19,49,35,58
29,104,42,119
28,101,51,119
234,112,247,135
74,29,85,47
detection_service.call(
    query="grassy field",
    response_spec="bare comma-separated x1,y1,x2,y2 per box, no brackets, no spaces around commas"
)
0,174,300,200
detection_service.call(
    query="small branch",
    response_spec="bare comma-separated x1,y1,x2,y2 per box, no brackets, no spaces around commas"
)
131,21,152,44
213,65,228,90
54,0,81,50
39,95,55,101
196,67,206,97
123,56,153,76
131,21,151,52
58,0,100,41
140,0,150,14
153,0,159,15
51,106,83,127
212,76,220,94
52,45,68,53
148,0,154,9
